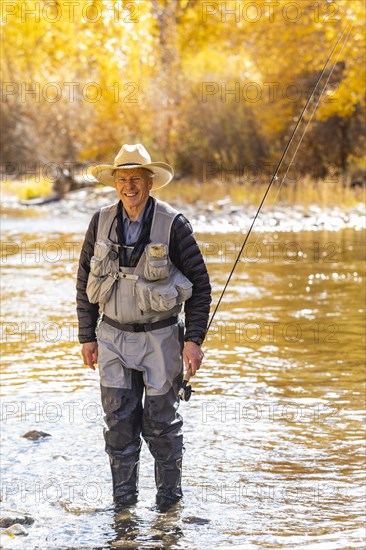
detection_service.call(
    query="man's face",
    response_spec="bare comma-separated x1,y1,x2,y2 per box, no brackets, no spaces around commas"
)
114,167,153,214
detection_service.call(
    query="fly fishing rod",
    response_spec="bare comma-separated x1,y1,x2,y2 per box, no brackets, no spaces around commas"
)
207,22,352,332
179,22,352,401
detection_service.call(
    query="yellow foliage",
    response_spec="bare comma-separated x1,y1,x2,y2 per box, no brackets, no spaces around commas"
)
16,176,53,201
1,0,365,175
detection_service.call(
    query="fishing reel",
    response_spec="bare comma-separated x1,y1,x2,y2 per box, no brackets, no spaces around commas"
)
178,367,195,402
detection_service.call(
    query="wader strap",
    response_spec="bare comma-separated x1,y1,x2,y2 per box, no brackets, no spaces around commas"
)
101,314,178,333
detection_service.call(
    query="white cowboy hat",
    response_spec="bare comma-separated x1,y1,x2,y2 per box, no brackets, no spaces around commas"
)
88,143,174,189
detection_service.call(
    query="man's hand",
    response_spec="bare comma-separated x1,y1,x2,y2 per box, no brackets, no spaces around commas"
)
81,341,98,371
183,341,204,377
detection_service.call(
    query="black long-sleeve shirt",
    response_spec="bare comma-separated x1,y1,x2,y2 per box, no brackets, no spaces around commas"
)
76,199,212,344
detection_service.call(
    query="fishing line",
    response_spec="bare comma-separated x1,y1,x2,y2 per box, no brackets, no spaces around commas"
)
268,22,353,210
206,22,353,333
240,20,354,268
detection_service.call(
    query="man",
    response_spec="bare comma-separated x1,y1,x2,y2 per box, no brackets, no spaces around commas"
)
76,144,211,512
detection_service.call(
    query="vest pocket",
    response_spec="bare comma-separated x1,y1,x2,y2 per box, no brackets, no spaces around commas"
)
86,240,119,305
170,268,193,303
144,243,169,281
135,271,193,313
87,273,117,304
175,278,193,303
135,281,178,312
149,284,179,312
90,241,113,275
135,282,151,313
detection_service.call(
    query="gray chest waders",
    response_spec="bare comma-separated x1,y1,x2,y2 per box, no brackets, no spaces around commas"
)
88,199,189,506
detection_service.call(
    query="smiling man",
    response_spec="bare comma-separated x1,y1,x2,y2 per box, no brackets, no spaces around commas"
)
115,168,152,219
76,144,211,512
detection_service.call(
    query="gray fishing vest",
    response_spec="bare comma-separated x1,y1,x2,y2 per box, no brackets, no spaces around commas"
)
86,199,193,324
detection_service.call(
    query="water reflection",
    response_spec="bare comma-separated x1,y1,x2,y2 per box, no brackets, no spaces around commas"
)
0,224,365,548
106,505,185,549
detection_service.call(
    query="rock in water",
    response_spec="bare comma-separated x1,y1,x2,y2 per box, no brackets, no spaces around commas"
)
183,516,211,525
0,510,35,528
22,430,51,440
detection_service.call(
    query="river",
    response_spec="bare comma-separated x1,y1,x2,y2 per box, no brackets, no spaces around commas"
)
0,205,365,549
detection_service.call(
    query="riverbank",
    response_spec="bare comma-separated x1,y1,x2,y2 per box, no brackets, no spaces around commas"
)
1,185,365,234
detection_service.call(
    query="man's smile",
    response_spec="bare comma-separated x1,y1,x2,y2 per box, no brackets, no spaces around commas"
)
114,167,153,220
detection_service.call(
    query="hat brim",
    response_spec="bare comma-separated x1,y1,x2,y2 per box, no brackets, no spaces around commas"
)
88,162,174,190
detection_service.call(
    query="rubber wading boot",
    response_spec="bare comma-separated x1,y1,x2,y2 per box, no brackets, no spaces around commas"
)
155,457,183,512
110,455,139,507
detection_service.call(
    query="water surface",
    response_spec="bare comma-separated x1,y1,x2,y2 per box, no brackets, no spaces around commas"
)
1,211,365,549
